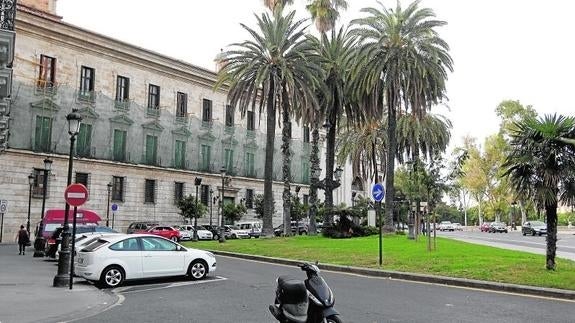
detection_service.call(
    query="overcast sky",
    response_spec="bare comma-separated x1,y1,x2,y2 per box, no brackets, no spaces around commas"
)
57,0,575,150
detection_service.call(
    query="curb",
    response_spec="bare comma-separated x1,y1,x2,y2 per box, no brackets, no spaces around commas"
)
212,250,575,301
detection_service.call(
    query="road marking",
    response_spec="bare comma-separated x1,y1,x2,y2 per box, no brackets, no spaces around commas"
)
117,276,227,295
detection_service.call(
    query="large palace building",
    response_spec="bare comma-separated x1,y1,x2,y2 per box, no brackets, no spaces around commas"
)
0,0,361,239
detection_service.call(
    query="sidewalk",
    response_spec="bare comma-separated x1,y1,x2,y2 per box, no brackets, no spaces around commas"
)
0,243,117,323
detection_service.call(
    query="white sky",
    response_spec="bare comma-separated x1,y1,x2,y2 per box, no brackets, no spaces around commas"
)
57,0,575,149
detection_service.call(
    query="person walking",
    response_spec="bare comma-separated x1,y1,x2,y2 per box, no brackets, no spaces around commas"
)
16,225,29,255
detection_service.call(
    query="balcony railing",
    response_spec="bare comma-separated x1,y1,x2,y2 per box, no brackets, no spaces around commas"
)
77,90,96,103
147,107,160,118
175,115,188,124
114,99,131,111
35,80,58,96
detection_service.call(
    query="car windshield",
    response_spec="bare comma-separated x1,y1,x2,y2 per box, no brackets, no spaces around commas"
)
531,221,546,226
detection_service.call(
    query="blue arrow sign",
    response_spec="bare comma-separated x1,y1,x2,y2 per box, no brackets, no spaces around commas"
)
111,203,118,212
372,183,385,202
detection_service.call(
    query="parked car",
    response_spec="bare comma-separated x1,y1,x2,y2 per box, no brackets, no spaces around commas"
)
489,222,508,233
145,226,181,241
46,225,118,259
126,221,159,234
75,234,217,288
452,223,463,231
236,221,262,238
173,226,192,241
274,222,309,236
522,221,547,236
438,221,454,232
202,224,221,240
176,225,213,241
480,222,491,232
223,225,250,239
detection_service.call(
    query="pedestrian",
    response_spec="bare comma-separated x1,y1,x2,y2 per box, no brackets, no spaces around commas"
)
16,225,29,255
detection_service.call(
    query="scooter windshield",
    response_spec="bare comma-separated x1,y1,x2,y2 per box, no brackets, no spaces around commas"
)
306,275,334,307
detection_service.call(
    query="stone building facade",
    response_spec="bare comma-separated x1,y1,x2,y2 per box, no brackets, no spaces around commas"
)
0,1,339,239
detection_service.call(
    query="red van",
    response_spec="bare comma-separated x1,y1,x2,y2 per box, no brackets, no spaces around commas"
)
36,209,102,239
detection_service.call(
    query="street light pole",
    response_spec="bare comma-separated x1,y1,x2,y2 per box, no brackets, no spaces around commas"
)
33,158,52,257
209,189,214,226
219,166,226,243
26,174,34,234
54,109,82,287
194,177,202,242
106,182,112,227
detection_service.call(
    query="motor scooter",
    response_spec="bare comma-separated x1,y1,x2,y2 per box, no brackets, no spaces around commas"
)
269,263,342,323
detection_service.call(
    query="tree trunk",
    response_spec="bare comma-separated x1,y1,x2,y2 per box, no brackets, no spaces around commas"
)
519,200,527,225
323,111,337,226
263,80,277,237
545,201,558,270
281,96,292,236
383,100,397,232
308,126,320,235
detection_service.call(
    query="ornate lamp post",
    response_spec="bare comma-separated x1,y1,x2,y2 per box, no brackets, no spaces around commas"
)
53,109,82,287
33,158,52,257
193,177,202,242
26,173,34,234
219,166,226,243
209,189,214,226
511,201,517,230
106,182,112,227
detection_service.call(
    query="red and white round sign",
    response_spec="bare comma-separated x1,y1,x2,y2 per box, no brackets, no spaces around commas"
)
64,183,89,207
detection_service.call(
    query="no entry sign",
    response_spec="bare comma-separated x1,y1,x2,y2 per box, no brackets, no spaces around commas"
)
64,183,88,207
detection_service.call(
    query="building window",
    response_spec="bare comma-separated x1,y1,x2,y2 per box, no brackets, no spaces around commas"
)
76,123,92,158
174,182,184,203
247,110,255,131
202,99,212,122
224,149,234,174
174,140,186,169
148,84,160,109
79,66,95,99
75,172,89,190
303,126,310,143
302,161,310,184
113,129,127,162
34,116,52,152
176,92,187,118
245,189,254,209
38,55,56,88
200,144,211,171
32,168,49,198
200,184,209,206
145,135,158,165
115,76,130,102
144,179,156,203
112,176,124,201
225,104,234,127
303,194,309,206
245,152,255,177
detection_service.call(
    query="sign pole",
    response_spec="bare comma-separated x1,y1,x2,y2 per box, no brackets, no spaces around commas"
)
0,212,4,243
372,183,385,267
69,206,78,290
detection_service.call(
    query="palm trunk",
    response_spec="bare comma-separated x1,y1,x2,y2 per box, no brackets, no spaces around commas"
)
308,125,320,235
383,96,397,233
545,201,558,270
263,80,277,237
281,93,292,236
323,112,337,226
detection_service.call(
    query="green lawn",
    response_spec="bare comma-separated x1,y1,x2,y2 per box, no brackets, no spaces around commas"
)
183,235,575,291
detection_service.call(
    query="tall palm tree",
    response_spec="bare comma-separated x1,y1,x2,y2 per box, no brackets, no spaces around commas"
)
503,114,575,270
307,0,348,32
351,0,453,232
215,11,322,236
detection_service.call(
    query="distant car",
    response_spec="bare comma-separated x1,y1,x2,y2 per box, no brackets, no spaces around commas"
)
489,222,508,233
127,221,159,234
522,221,547,236
176,225,213,241
480,222,491,232
202,225,221,240
452,223,463,231
75,234,217,288
46,225,118,259
236,221,262,238
438,221,454,232
224,225,250,239
274,222,309,236
146,226,181,241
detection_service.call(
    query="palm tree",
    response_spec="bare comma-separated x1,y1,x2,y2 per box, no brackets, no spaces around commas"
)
503,114,575,270
215,11,322,236
306,0,348,32
351,1,453,232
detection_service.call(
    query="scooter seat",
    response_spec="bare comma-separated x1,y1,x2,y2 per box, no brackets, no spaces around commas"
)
277,276,308,304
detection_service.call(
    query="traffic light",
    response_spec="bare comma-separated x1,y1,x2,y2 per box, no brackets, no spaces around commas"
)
0,29,14,152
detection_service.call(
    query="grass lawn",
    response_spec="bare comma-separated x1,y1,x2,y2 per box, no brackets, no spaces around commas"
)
183,234,575,291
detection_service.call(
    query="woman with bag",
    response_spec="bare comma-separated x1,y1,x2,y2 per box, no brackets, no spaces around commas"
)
16,225,29,255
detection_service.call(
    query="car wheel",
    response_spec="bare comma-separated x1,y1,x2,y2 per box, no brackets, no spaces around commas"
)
171,236,178,242
532,231,536,236
522,231,526,236
538,232,542,236
100,265,124,288
231,234,237,239
188,260,208,280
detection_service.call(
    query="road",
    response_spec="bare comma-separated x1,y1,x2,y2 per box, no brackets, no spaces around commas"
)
437,230,575,261
74,256,575,323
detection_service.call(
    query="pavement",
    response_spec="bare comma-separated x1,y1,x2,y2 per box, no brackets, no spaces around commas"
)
0,243,117,323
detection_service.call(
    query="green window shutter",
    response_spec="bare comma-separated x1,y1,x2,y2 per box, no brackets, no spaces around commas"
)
175,140,185,168
246,152,255,177
146,135,157,165
113,130,127,161
201,144,211,171
77,123,92,157
224,149,234,173
302,161,310,183
35,116,52,152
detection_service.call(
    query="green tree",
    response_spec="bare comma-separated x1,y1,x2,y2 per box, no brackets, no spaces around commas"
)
177,195,208,240
223,203,247,225
351,0,453,232
503,114,575,270
254,193,275,220
216,10,322,236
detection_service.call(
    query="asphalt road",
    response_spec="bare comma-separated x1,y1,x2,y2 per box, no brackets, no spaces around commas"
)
74,256,575,323
437,230,575,261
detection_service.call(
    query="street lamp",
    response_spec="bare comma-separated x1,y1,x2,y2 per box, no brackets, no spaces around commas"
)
26,174,34,234
194,177,202,242
54,109,82,287
511,201,517,230
351,191,357,208
33,158,52,257
106,182,112,227
209,189,214,226
219,166,226,243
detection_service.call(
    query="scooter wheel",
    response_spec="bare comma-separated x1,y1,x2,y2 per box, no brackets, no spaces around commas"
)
326,314,343,323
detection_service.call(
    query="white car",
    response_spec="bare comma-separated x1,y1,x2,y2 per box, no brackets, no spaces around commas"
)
439,221,455,231
224,225,250,239
75,234,217,288
178,225,213,240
